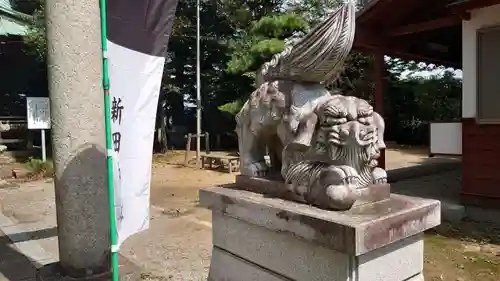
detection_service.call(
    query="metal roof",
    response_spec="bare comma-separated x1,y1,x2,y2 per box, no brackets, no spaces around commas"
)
0,0,31,36
0,17,27,36
0,0,11,10
446,0,470,6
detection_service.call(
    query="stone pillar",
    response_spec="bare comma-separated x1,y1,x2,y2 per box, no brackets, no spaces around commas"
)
200,186,440,281
45,0,110,278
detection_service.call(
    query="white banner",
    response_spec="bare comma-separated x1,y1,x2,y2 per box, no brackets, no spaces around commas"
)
107,40,166,247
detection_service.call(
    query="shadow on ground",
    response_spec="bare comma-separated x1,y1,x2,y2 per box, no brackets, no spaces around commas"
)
389,157,461,203
428,220,500,246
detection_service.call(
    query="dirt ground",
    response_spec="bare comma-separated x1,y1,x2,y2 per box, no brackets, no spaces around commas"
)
146,149,500,281
1,147,499,280
424,222,500,281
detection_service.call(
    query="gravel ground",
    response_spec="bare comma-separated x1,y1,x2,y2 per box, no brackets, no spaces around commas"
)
0,148,469,280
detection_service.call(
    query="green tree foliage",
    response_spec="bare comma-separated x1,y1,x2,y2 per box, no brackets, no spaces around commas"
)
386,67,462,144
13,0,46,61
1,1,47,117
218,6,309,115
10,0,42,14
226,14,308,75
24,8,46,61
19,0,463,147
286,0,343,25
162,0,255,130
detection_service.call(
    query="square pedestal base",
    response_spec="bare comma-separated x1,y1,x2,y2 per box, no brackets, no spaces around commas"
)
200,187,440,281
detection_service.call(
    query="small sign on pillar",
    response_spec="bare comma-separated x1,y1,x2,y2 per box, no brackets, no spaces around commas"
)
26,97,51,162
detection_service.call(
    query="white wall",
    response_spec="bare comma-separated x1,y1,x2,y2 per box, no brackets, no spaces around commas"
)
429,122,462,155
462,4,500,118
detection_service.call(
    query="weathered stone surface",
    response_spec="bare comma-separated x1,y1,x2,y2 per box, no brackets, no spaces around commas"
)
208,247,289,281
356,233,423,281
235,1,387,210
235,175,391,207
219,214,423,281
203,190,435,281
200,186,440,255
45,0,110,277
212,213,350,281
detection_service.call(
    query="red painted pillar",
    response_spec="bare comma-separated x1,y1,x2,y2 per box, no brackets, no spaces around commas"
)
374,50,386,169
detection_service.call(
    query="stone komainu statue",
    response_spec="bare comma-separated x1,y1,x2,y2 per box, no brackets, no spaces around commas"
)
235,1,387,210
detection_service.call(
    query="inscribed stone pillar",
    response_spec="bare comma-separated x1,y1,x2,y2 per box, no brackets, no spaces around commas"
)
45,0,110,278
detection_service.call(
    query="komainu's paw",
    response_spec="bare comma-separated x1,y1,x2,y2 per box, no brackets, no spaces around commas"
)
319,165,361,210
372,167,387,184
248,161,269,177
319,165,360,188
336,165,360,186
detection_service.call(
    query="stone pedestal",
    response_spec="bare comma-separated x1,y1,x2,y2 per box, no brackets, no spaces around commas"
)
200,186,440,281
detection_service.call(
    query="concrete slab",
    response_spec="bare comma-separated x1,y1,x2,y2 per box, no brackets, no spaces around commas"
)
200,186,441,255
0,211,56,270
0,231,37,281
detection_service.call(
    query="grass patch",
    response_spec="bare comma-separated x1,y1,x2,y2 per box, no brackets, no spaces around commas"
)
24,157,54,178
423,221,500,281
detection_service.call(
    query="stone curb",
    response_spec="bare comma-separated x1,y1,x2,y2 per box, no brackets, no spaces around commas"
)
0,208,142,281
0,209,58,278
